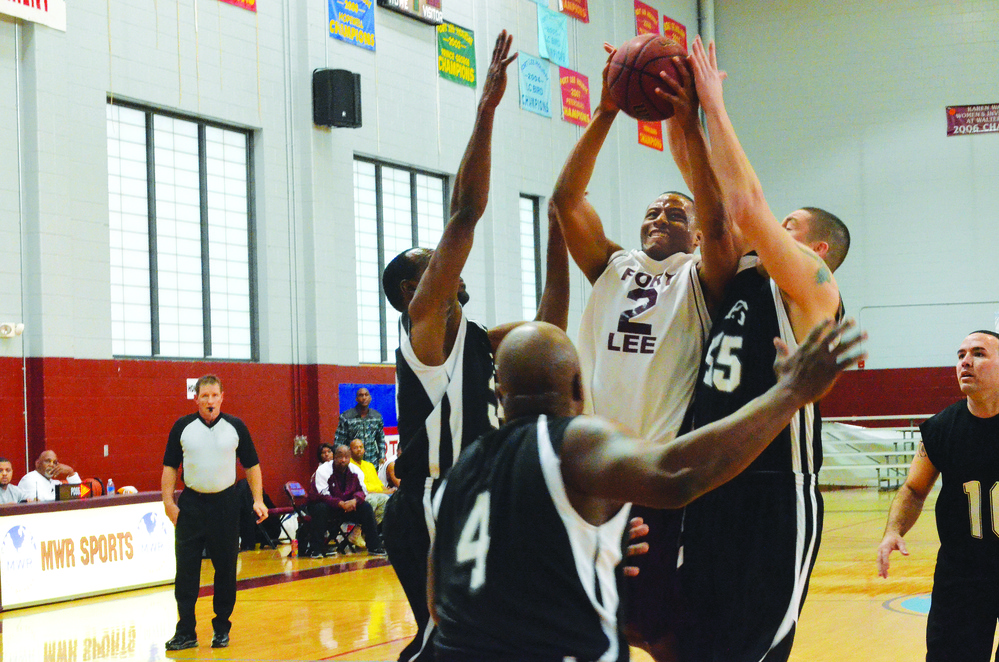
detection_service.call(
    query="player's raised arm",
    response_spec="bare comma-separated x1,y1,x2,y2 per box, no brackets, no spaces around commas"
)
551,45,624,285
688,37,840,333
876,446,940,578
655,56,739,309
407,31,516,364
563,318,866,513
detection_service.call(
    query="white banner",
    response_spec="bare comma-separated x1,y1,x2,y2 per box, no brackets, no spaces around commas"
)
0,500,175,609
0,0,67,32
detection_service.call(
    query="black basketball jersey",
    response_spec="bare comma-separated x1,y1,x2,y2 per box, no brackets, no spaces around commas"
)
433,415,631,662
689,260,822,477
920,401,999,578
394,313,499,485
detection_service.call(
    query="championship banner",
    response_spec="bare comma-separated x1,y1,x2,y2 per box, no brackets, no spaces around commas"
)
663,15,687,52
330,0,376,51
377,0,442,26
437,22,476,88
634,0,659,36
0,0,66,31
0,501,175,609
947,103,999,136
220,0,256,12
519,53,552,118
559,0,588,23
537,5,569,67
559,67,590,127
638,121,664,151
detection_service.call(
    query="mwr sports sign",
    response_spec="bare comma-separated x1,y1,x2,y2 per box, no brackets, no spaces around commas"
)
377,0,442,26
947,103,999,137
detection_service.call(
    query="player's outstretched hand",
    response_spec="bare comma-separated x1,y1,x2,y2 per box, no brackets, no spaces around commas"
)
876,531,909,578
623,516,650,577
480,30,517,111
653,56,698,129
598,43,621,114
688,36,727,115
773,318,867,405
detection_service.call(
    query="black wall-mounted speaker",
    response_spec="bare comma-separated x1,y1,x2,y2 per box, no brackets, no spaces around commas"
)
313,69,362,128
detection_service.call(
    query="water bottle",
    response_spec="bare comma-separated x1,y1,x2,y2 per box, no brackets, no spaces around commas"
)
106,478,115,496
291,539,298,558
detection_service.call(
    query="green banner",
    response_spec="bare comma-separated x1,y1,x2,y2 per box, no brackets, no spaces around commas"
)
437,22,476,88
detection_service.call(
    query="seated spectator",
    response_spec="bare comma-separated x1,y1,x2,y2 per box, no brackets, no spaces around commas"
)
307,445,385,558
384,458,400,489
18,450,81,501
349,438,393,525
385,459,400,488
312,443,363,499
0,457,26,505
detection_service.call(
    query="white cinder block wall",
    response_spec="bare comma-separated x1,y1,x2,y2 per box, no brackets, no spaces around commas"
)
714,0,999,368
1,1,700,367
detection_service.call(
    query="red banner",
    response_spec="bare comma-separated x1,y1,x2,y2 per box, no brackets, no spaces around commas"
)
559,67,591,127
634,0,659,36
663,15,687,52
638,121,664,151
559,0,588,23
947,103,999,136
220,0,256,11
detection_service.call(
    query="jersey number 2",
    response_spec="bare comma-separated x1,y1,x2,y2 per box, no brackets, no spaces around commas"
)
456,491,491,591
963,481,999,539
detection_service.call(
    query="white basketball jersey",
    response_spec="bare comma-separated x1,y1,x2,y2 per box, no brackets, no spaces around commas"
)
578,249,710,445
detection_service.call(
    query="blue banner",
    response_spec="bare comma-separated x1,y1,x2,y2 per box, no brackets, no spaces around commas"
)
537,5,569,67
329,0,375,51
519,53,552,118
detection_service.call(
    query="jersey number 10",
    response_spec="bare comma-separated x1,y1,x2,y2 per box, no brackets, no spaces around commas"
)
963,481,999,539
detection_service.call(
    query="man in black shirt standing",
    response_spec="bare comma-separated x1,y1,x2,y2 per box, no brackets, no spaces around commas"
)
162,374,268,651
877,330,999,661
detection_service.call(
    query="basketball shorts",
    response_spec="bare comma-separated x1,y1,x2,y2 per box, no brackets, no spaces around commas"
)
926,560,999,662
623,505,685,646
675,473,823,662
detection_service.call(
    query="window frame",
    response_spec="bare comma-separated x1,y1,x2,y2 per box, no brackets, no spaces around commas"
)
353,155,450,364
107,99,259,361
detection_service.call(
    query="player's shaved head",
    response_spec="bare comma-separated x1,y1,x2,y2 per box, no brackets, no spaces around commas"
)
495,322,584,420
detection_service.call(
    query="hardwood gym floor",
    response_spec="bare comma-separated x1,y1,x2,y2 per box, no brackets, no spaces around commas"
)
2,487,993,661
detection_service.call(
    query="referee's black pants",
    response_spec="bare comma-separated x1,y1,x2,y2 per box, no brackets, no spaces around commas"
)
173,485,240,638
382,484,434,662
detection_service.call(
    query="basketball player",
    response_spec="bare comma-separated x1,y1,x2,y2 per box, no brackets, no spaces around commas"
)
550,44,741,659
877,330,999,661
432,319,865,661
379,30,569,662
665,38,851,662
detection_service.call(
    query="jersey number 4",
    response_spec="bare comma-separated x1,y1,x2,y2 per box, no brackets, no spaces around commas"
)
703,334,743,393
963,481,999,539
456,491,491,591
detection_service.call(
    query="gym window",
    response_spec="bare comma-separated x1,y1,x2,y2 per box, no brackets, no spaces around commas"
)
106,101,256,359
353,157,448,364
519,195,542,320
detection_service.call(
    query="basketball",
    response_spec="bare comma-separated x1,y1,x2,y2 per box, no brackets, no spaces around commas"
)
605,34,688,121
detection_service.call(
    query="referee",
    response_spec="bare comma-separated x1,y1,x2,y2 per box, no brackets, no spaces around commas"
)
162,374,267,651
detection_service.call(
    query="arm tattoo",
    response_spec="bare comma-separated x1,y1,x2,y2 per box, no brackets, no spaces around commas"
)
815,265,832,285
797,245,832,285
918,443,928,457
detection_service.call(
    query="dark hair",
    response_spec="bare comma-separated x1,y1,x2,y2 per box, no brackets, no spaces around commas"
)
316,443,335,462
969,330,999,342
659,190,694,206
382,248,432,313
0,457,9,464
195,374,223,396
801,207,850,272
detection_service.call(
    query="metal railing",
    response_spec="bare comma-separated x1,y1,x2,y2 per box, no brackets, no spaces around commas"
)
821,415,934,490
